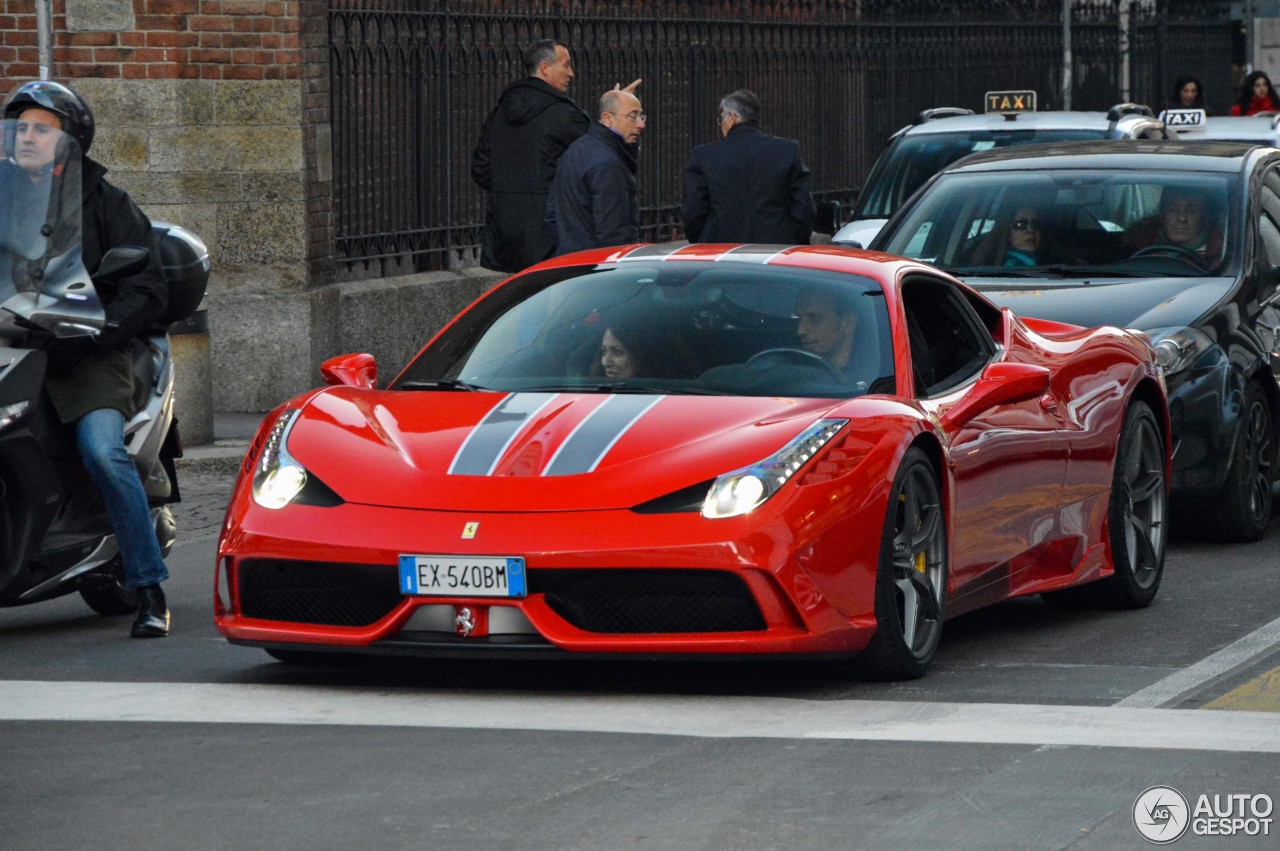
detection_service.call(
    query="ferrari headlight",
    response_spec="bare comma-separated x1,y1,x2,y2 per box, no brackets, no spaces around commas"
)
251,408,308,509
1149,326,1214,377
702,419,848,519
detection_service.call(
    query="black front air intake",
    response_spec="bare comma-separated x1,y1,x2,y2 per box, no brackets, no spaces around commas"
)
237,559,402,627
534,569,765,634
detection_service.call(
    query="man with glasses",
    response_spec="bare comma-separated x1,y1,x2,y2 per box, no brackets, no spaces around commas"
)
545,90,647,256
682,89,815,244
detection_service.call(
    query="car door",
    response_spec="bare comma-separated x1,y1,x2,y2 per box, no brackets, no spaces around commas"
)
902,275,1068,592
1254,166,1280,382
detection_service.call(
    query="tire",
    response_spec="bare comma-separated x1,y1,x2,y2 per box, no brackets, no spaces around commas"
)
855,447,947,681
1045,400,1168,609
1210,381,1274,543
77,557,139,616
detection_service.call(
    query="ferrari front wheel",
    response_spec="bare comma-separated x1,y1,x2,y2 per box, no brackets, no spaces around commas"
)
855,447,947,681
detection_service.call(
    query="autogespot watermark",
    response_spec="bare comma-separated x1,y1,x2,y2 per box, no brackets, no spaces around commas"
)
1133,785,1274,843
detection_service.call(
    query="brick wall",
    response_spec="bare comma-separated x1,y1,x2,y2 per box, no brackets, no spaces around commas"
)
0,0,301,83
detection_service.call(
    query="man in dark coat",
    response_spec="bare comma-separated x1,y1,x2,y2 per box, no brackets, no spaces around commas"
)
4,82,171,638
471,40,590,273
682,89,815,244
545,90,647,256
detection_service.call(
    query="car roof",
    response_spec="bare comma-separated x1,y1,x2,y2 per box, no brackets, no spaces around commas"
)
1175,114,1280,145
893,109,1162,138
933,139,1271,173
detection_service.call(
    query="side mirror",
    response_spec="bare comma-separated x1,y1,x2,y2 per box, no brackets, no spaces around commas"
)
320,352,377,389
94,246,150,282
816,200,842,235
939,361,1051,430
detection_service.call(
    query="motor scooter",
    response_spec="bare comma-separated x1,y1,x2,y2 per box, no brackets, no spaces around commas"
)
0,123,207,614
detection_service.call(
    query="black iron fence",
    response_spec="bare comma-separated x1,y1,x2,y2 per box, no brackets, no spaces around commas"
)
328,0,1235,274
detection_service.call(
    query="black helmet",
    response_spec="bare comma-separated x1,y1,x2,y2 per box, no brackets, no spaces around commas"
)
3,80,95,155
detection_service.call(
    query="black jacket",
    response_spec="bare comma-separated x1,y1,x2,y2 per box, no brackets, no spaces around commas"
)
41,156,167,423
82,157,167,347
682,123,815,244
545,122,640,257
471,77,590,273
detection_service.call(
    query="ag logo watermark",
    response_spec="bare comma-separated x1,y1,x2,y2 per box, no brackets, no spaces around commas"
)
1133,786,1273,843
1134,786,1190,844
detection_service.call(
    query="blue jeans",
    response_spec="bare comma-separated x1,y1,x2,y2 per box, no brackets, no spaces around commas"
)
76,408,169,589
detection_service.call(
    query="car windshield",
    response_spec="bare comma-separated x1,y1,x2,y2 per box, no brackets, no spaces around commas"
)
394,262,896,399
853,129,1109,220
877,168,1239,279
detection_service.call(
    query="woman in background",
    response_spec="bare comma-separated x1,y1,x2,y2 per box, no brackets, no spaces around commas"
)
1230,71,1280,115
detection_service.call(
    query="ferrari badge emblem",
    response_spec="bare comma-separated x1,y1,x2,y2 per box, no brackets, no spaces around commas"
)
455,607,475,637
462,522,479,539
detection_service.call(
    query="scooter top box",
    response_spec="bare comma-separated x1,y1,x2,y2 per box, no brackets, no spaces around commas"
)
153,222,209,326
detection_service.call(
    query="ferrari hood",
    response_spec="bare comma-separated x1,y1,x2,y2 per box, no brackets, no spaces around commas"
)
972,276,1233,330
283,389,853,512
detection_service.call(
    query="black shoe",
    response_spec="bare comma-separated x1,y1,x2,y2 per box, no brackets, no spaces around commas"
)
131,584,170,638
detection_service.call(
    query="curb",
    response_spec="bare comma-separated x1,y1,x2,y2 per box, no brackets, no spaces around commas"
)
176,442,249,475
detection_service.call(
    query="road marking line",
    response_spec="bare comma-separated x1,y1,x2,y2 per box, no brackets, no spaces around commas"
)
1115,614,1280,708
1203,665,1280,712
0,680,1275,752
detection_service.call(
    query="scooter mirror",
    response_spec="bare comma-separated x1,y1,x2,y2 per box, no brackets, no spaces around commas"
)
94,246,150,282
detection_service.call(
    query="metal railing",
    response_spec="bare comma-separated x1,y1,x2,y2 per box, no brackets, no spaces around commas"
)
328,0,1234,274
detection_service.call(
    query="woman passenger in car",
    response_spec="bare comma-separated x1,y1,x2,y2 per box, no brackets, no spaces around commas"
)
590,314,694,380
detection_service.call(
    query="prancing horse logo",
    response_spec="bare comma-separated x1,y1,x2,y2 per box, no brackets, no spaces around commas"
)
462,522,479,539
455,607,475,637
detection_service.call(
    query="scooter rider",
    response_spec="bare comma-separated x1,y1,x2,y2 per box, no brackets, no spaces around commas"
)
3,81,172,637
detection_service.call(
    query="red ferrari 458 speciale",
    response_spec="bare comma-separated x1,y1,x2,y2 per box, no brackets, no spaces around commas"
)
215,244,1170,679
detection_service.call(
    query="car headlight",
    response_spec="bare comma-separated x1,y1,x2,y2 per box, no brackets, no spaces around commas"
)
702,419,848,519
251,408,308,509
0,400,29,432
1148,326,1214,377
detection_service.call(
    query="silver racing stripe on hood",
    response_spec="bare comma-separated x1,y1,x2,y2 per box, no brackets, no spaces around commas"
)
448,393,558,476
542,395,663,476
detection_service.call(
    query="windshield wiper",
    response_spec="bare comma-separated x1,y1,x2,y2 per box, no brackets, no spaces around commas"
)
523,382,733,395
398,378,490,391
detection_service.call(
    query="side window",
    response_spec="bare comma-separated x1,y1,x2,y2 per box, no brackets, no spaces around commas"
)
1259,171,1280,278
901,276,997,397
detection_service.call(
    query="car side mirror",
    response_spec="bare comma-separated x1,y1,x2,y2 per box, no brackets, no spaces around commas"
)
320,352,377,389
94,246,150,282
939,361,1051,430
816,200,842,235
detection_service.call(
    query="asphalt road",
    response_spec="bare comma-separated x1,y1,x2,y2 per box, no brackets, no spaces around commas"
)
3,468,1280,850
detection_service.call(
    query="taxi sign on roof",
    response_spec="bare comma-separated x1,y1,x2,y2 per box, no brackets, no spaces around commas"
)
1159,108,1206,127
985,90,1036,113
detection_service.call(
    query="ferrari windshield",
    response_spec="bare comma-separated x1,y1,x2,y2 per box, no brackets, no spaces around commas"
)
395,262,896,399
877,168,1239,279
0,118,101,330
854,129,1108,220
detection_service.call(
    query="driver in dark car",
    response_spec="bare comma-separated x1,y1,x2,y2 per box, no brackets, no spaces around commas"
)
1127,185,1224,267
795,286,861,382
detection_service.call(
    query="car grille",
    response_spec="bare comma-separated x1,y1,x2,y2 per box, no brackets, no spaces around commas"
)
237,559,402,627
534,569,765,634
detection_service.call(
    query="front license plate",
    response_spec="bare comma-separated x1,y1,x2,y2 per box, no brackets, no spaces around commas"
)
397,555,527,598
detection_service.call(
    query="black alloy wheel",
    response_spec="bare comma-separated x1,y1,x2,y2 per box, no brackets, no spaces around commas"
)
1211,382,1274,543
1045,400,1167,609
855,446,947,681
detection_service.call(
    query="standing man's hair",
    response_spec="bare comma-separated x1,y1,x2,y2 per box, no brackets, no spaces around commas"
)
719,89,761,125
524,39,568,76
